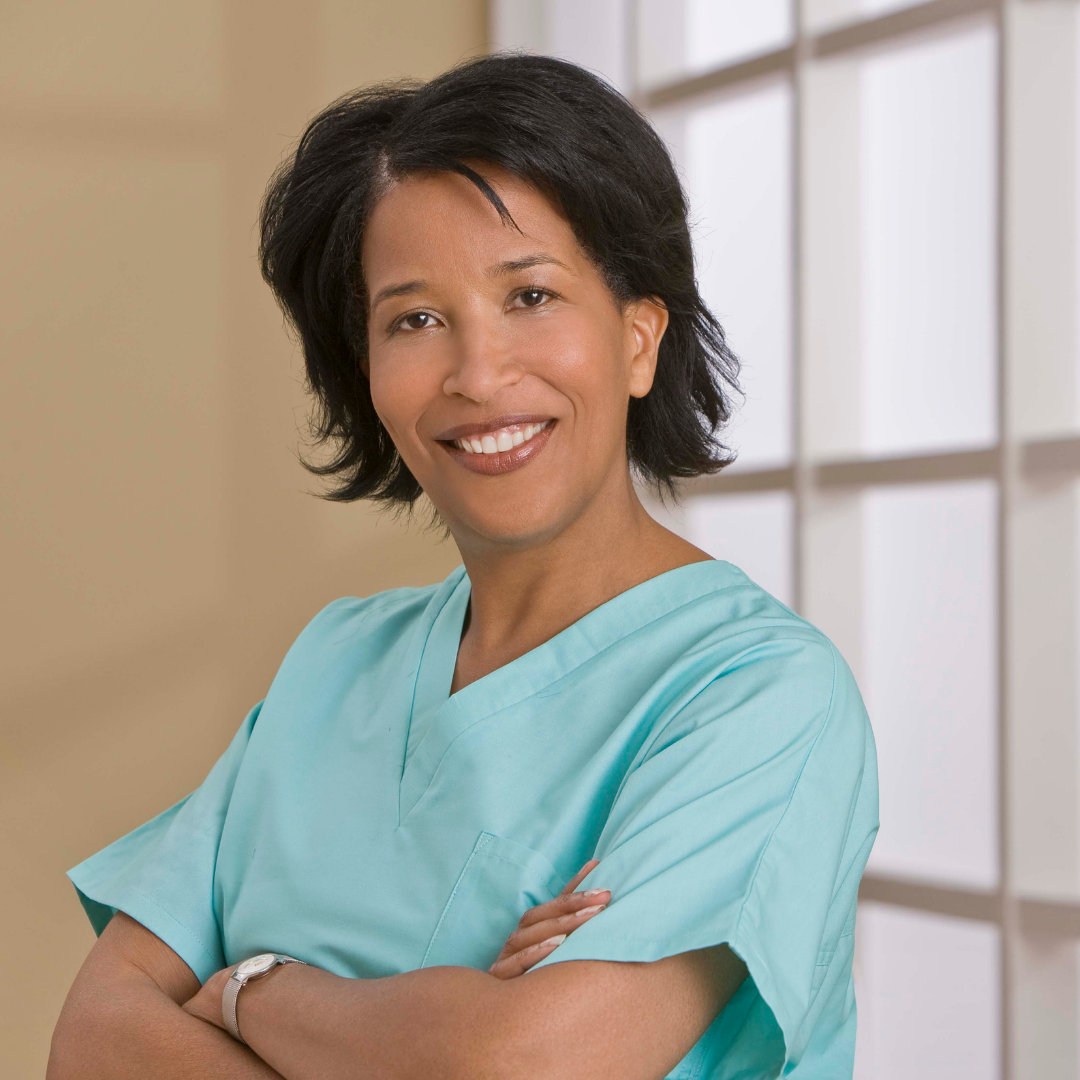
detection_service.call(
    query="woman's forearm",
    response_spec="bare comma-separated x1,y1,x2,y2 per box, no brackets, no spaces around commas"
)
47,959,286,1080
224,961,514,1080
199,945,739,1080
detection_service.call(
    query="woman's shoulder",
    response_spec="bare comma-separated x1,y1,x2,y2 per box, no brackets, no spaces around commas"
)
692,560,841,663
280,567,465,667
673,560,870,746
309,581,446,636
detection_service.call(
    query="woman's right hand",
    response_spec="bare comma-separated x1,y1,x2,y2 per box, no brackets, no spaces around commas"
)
487,859,611,980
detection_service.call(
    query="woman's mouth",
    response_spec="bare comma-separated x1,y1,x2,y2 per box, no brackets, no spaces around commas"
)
438,419,555,476
451,420,549,455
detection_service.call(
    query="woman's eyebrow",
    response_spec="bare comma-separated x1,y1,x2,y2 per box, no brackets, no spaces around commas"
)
370,280,425,313
487,254,571,276
370,254,570,313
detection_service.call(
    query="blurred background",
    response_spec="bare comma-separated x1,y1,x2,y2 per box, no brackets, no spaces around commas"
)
2,0,1079,1076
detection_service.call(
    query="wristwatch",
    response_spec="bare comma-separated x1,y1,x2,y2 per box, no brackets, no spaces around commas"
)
222,952,308,1044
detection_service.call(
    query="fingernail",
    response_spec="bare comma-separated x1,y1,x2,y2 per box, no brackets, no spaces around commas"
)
540,934,566,949
576,904,605,917
582,888,607,897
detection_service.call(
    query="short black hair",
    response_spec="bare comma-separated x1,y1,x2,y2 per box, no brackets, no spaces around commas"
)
259,52,741,506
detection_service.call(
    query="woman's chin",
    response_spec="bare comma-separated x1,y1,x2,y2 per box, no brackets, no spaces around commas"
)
455,517,567,552
441,496,581,553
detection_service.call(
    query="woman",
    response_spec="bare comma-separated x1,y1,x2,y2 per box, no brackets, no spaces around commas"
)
49,54,878,1080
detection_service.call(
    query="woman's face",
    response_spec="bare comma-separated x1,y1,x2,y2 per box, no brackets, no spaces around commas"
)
361,165,667,551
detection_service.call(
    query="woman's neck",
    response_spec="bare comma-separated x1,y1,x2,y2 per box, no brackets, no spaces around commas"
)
449,477,712,695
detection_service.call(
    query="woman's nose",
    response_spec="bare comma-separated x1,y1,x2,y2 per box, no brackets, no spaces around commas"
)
441,321,525,403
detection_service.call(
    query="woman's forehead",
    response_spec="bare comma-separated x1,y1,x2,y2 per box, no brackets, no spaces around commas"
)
361,167,584,282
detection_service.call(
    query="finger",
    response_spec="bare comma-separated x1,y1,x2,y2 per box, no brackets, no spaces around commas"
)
489,898,605,967
494,901,608,962
489,933,567,980
559,859,600,897
513,887,611,933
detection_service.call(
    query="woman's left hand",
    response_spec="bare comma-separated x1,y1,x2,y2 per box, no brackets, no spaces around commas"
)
488,858,610,980
180,966,233,1031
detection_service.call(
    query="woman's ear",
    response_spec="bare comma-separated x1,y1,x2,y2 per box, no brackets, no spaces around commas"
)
626,296,669,399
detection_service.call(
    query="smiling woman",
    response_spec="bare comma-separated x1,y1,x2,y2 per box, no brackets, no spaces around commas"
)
49,54,878,1080
258,55,739,511
358,163,680,556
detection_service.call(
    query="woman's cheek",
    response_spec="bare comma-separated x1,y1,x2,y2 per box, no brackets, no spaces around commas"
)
519,324,596,397
540,338,625,433
369,353,433,437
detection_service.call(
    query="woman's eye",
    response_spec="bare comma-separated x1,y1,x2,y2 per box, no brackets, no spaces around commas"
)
397,311,437,331
515,288,552,309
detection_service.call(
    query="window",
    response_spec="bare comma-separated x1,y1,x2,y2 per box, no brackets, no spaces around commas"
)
492,2,1080,1074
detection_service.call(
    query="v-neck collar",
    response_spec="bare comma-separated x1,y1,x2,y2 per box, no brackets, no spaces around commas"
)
396,558,744,826
404,567,471,773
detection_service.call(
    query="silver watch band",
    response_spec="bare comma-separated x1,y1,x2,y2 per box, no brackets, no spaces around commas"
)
222,954,307,1044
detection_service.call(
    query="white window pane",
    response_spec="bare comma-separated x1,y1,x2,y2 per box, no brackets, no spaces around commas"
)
490,0,629,93
863,481,998,888
854,904,1000,1080
684,491,794,606
1014,935,1080,1078
490,0,542,53
685,83,793,469
637,0,792,88
861,25,998,455
547,0,629,93
687,0,791,73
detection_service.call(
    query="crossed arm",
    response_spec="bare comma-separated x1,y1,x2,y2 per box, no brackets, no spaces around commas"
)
48,916,743,1080
48,873,748,1080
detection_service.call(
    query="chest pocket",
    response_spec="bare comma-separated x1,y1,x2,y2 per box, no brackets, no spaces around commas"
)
422,831,565,971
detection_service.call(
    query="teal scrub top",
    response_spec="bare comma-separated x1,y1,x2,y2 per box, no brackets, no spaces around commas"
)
68,559,878,1079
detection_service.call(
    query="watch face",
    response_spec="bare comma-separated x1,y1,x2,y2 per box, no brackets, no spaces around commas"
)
235,953,277,977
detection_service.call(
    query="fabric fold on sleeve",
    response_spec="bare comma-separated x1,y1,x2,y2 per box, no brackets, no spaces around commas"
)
528,635,878,1078
66,699,264,984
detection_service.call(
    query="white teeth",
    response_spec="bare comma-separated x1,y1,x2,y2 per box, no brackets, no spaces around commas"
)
454,421,549,455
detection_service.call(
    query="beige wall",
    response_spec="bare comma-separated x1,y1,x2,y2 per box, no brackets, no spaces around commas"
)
0,1,486,1073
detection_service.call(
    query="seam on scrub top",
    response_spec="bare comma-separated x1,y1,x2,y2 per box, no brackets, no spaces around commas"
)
596,628,839,841
326,587,436,646
403,569,467,748
725,650,838,1060
481,850,562,891
404,600,446,763
485,573,756,719
732,644,839,955
823,767,875,921
127,885,221,973
420,833,490,968
397,571,468,825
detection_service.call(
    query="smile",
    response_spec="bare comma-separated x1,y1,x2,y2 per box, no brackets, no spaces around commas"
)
452,421,550,455
438,419,556,476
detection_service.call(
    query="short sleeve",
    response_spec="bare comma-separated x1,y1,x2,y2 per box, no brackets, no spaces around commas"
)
528,634,878,1076
66,699,264,984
